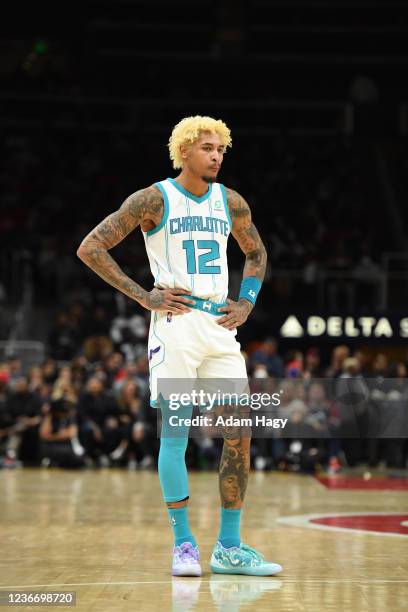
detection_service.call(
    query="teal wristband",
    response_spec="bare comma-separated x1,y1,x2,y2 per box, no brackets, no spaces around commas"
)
239,276,262,305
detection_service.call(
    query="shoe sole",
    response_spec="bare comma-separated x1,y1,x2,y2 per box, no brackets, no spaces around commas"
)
172,566,202,577
210,562,282,576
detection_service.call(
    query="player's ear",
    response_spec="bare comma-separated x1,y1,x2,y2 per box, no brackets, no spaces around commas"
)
180,143,189,160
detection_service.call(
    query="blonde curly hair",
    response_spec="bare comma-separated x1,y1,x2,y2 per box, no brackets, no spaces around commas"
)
168,115,232,169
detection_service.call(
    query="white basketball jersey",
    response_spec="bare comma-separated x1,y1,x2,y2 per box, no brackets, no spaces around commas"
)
141,178,231,302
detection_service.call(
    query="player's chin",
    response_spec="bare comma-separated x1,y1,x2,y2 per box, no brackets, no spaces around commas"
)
201,172,218,183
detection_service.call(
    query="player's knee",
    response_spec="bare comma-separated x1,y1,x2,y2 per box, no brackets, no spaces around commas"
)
160,436,189,453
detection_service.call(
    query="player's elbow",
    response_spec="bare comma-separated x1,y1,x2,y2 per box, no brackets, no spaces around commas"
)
76,243,89,262
76,244,84,260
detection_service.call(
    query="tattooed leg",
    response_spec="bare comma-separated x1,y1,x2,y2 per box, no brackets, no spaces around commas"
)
217,405,251,509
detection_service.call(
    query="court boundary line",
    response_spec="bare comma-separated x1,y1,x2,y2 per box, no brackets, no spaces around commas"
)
277,511,408,538
312,475,328,489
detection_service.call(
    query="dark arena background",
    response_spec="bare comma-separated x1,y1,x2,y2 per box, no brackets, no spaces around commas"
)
1,1,408,611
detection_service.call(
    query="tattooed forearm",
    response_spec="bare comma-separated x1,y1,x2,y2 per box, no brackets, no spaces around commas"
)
226,188,267,281
242,226,267,280
77,185,163,306
79,246,148,304
218,406,251,509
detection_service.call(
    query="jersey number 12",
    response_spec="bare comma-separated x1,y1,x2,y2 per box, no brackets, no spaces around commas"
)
182,240,221,274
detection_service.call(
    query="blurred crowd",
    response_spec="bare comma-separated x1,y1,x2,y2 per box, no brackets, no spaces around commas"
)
1,322,407,472
0,131,389,312
0,350,156,471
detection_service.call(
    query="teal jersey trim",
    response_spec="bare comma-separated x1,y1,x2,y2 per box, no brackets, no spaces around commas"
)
220,184,232,230
146,182,169,236
168,177,212,203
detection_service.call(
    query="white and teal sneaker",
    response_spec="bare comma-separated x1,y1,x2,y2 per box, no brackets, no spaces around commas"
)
210,541,282,576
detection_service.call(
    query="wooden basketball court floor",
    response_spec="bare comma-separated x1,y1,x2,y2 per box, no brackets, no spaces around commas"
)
0,468,407,611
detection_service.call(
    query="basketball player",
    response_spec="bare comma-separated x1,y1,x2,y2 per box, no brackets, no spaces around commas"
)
77,116,282,577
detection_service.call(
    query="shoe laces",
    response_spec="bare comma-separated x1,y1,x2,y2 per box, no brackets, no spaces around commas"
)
178,542,199,562
240,543,264,562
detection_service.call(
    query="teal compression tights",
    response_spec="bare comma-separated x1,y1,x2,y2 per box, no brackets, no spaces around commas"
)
158,403,193,502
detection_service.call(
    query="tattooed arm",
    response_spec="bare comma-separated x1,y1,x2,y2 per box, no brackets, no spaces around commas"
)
227,188,267,280
77,185,194,313
217,188,267,329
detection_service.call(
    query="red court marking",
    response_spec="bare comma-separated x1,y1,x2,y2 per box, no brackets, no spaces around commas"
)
310,514,408,535
277,512,408,538
316,476,408,491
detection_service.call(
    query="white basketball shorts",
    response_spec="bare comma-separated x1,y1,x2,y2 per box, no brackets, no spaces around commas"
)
148,308,248,408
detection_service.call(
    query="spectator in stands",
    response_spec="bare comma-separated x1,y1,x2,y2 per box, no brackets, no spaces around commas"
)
39,398,85,469
251,376,285,470
0,371,16,466
133,355,149,393
51,366,77,402
352,350,369,376
285,350,304,378
83,306,113,362
103,351,126,388
76,376,119,465
7,376,43,464
387,362,408,466
37,381,52,405
372,353,389,378
6,355,23,390
110,312,147,362
113,359,149,398
70,355,90,392
42,358,59,385
250,338,284,378
367,360,407,469
325,345,350,379
306,382,342,472
115,378,153,469
28,366,44,394
335,357,369,465
303,347,322,379
282,398,320,473
252,363,269,378
390,361,408,383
